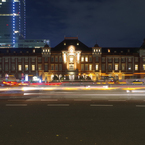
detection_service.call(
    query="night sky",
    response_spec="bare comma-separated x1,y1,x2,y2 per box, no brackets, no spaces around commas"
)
26,0,145,48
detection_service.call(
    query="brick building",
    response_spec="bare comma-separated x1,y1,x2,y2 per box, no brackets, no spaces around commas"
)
0,37,145,81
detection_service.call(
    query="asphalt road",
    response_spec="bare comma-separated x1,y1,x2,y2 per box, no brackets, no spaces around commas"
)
1,88,145,145
1,98,145,145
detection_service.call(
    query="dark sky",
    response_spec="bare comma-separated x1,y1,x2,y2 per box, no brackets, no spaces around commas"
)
26,0,145,48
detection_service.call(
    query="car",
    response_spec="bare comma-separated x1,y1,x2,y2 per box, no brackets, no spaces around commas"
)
132,80,144,84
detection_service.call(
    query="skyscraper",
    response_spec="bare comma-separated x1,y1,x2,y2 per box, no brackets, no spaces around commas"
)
0,0,26,48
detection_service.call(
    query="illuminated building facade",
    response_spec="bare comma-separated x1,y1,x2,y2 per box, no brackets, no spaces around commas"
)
0,37,145,81
0,0,26,48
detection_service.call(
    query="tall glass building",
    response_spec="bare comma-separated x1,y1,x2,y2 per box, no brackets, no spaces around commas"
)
0,0,26,48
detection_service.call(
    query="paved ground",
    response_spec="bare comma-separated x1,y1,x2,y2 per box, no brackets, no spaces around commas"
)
1,88,145,145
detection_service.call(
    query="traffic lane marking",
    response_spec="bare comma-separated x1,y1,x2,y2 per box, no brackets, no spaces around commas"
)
6,104,27,107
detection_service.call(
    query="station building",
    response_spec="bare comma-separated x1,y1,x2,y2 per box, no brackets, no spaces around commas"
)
0,37,145,81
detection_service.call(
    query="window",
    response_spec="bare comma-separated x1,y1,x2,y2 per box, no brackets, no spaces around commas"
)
77,43,79,45
101,64,105,71
12,58,15,62
2,0,6,2
89,56,92,62
5,58,8,62
121,58,125,62
55,56,58,62
81,56,84,62
38,57,42,62
135,57,138,62
81,64,84,71
5,64,8,71
25,65,28,71
89,64,92,71
85,56,88,62
64,43,66,45
108,58,112,62
96,56,99,62
108,49,110,53
45,57,48,62
32,58,35,62
44,64,48,71
135,65,138,71
51,56,54,62
51,64,54,70
55,64,58,70
115,64,118,71
85,64,88,70
59,64,62,71
143,64,145,70
38,64,42,70
102,57,105,62
18,65,22,71
122,64,125,71
128,64,132,70
128,57,131,62
69,57,73,63
59,56,62,62
33,49,35,53
12,64,15,71
25,58,28,62
32,65,35,71
96,64,99,71
114,58,118,62
18,58,21,62
108,64,112,71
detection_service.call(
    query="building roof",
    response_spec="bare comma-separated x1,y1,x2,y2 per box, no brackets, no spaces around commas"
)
102,47,139,54
51,37,91,52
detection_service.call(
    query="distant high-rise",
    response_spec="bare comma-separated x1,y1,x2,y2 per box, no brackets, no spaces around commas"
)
0,0,26,48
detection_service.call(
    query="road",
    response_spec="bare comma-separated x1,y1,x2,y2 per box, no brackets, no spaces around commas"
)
0,88,145,145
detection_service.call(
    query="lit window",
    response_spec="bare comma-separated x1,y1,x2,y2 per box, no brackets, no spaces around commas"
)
25,65,28,71
38,64,42,70
51,64,54,70
143,64,145,70
122,64,125,71
135,65,138,71
55,64,58,70
115,64,118,71
18,65,22,71
70,57,73,63
33,49,35,53
32,65,35,71
81,56,84,62
64,43,66,45
59,64,62,71
81,64,84,71
85,56,88,62
96,64,98,70
89,64,92,71
96,49,98,52
85,64,88,70
2,0,6,2
43,49,45,52
77,43,79,45
128,64,132,70
108,49,110,53
99,49,100,52
94,49,95,52
59,56,62,62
